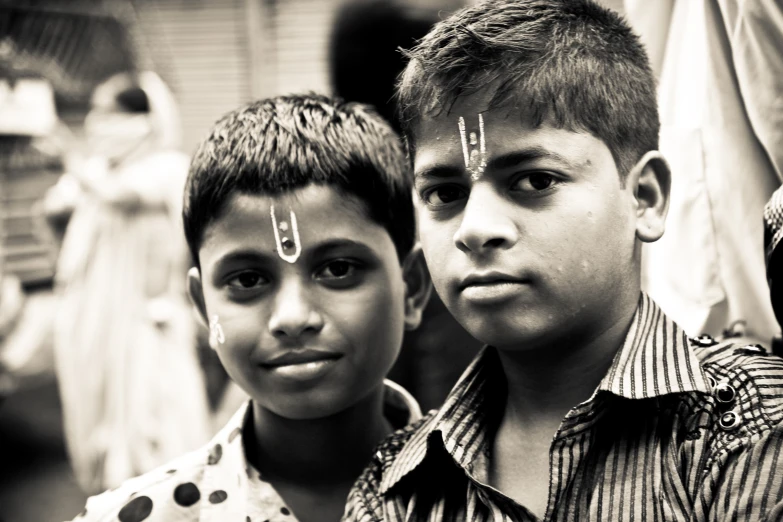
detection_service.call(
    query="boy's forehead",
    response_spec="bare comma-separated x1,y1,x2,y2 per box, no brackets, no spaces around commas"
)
411,107,605,176
200,186,390,255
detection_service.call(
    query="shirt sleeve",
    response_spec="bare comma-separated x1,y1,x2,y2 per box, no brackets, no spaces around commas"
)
64,464,201,522
66,488,134,522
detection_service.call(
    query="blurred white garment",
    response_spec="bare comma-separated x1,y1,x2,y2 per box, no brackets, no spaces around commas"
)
0,279,57,392
52,72,211,494
628,0,783,344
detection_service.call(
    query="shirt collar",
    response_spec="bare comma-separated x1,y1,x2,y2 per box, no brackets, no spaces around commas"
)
380,348,503,494
198,401,254,521
597,292,710,399
383,378,423,427
380,293,711,494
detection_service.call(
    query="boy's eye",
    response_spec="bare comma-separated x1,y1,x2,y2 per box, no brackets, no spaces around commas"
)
422,185,468,207
227,271,267,289
316,260,357,280
512,172,557,192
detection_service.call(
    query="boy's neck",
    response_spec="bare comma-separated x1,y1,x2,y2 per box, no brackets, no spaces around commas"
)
246,383,392,487
496,291,640,427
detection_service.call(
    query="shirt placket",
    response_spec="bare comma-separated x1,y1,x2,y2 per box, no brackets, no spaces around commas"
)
545,398,604,522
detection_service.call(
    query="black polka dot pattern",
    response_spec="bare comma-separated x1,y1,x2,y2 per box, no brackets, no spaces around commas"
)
280,506,291,515
173,482,201,507
207,444,223,465
208,490,228,504
118,496,153,522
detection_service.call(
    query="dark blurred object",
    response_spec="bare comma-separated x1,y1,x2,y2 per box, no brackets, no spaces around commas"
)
329,0,481,411
0,373,87,521
115,86,150,113
329,0,442,134
763,184,783,356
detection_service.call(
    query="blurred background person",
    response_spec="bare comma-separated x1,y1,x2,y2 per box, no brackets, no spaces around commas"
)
44,71,211,494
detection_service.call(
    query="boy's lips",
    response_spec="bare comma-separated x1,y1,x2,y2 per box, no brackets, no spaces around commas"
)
260,349,343,368
459,271,529,290
459,271,530,304
260,349,344,382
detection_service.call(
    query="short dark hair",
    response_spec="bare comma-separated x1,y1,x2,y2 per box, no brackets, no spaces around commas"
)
396,0,659,176
183,94,414,267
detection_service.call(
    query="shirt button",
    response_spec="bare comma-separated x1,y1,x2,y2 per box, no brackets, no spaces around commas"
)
733,344,768,356
718,410,741,431
692,334,718,347
714,382,736,404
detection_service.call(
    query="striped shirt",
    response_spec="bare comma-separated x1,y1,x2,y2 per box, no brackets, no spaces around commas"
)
343,294,783,521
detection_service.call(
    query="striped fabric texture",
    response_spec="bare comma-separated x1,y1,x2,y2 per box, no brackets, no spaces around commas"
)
344,293,783,521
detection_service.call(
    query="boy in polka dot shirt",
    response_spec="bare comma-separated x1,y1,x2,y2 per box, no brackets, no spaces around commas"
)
68,94,431,522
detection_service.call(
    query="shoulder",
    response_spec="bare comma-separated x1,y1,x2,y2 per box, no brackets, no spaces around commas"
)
383,379,422,428
72,446,209,521
344,412,435,520
687,335,783,457
694,335,783,425
684,336,783,514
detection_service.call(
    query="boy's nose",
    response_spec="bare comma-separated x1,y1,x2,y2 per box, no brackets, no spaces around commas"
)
453,186,519,254
268,281,325,339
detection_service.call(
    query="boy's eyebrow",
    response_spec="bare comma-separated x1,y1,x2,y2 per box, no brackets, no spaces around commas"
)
214,249,274,267
215,239,377,265
310,238,377,257
415,146,578,180
486,147,577,171
414,164,464,181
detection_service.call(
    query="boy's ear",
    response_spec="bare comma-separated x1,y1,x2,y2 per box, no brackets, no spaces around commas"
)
187,267,209,328
627,150,671,243
401,243,433,331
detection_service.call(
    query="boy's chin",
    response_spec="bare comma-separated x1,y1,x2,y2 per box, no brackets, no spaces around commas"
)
261,399,351,421
461,313,563,352
257,385,381,422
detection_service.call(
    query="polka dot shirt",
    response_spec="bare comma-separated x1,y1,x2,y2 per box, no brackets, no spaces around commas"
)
69,380,421,522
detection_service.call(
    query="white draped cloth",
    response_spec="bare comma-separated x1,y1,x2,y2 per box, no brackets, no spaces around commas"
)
52,72,211,494
627,0,783,344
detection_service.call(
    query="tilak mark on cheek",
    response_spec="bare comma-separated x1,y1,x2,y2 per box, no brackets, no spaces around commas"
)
209,315,225,348
458,114,487,180
270,204,302,263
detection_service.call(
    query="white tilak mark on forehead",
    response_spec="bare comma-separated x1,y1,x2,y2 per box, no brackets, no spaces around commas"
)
459,114,487,181
270,204,302,263
458,116,470,168
479,113,486,159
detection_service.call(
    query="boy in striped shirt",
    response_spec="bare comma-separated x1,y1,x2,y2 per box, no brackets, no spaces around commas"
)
344,1,783,520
